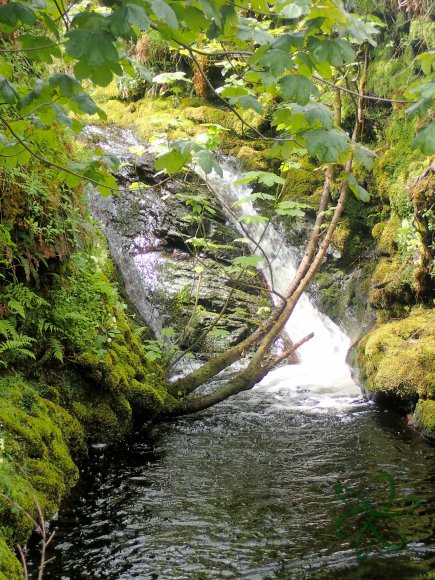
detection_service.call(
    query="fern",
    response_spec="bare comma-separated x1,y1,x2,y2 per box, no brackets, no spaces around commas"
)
0,320,18,340
0,337,36,366
37,319,59,336
0,338,35,353
2,283,49,319
48,337,64,363
0,320,36,368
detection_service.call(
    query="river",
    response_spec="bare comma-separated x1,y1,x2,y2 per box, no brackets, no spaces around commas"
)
35,126,435,579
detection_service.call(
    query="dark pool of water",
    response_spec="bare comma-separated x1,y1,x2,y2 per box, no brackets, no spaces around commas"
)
33,394,435,579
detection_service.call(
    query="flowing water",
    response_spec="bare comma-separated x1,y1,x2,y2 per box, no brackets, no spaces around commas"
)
198,160,358,408
38,128,435,579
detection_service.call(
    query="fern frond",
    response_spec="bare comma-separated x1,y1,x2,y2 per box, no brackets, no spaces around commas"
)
37,319,59,336
48,337,64,363
0,320,18,340
0,337,36,354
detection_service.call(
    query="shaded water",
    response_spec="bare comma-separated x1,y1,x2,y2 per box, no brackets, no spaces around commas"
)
41,395,435,579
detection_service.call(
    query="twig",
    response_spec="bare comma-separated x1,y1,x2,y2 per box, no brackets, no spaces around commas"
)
265,332,314,371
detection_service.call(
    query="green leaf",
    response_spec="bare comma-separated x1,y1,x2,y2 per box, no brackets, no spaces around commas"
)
231,95,263,114
176,5,208,33
194,149,223,176
309,38,355,67
416,51,435,75
237,21,272,45
162,326,176,338
74,60,120,86
18,34,61,63
411,123,435,156
65,29,119,67
0,2,36,31
232,192,275,206
70,92,106,119
346,174,370,202
278,75,319,105
406,79,435,118
219,85,250,98
154,149,190,174
304,129,349,163
152,71,190,84
0,61,13,78
0,75,18,104
295,52,314,76
232,254,263,267
260,49,294,76
278,0,310,19
51,104,73,127
108,3,150,38
7,299,25,318
95,172,119,197
354,143,377,171
49,73,81,97
235,170,285,187
275,200,309,217
273,103,333,132
149,0,178,29
199,0,222,27
269,32,305,52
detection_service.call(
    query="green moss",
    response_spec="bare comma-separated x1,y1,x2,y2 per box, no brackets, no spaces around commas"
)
281,159,324,208
409,19,435,50
368,255,412,307
377,215,400,256
182,104,261,134
366,44,417,99
414,399,435,440
0,373,82,572
0,537,22,580
357,307,435,399
235,146,268,171
314,271,343,321
332,218,352,255
99,97,200,142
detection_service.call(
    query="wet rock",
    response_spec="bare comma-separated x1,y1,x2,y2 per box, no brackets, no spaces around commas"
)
86,125,267,355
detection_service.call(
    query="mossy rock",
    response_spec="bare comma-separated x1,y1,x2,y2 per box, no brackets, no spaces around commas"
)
0,537,23,580
357,307,435,400
331,218,352,256
376,215,400,256
280,159,324,208
0,373,84,577
368,255,413,307
235,146,269,171
182,104,261,135
98,97,201,142
414,399,435,440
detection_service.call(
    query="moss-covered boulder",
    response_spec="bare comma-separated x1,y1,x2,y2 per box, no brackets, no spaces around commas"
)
414,399,435,440
0,374,83,576
235,145,269,171
0,537,22,580
356,307,435,401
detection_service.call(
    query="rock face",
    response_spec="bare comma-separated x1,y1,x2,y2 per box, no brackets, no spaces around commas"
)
87,125,267,357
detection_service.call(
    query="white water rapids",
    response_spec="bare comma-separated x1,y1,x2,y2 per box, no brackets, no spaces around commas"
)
201,160,362,410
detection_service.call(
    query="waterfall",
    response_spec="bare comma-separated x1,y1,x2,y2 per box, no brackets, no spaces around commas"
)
201,159,361,405
86,124,361,408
